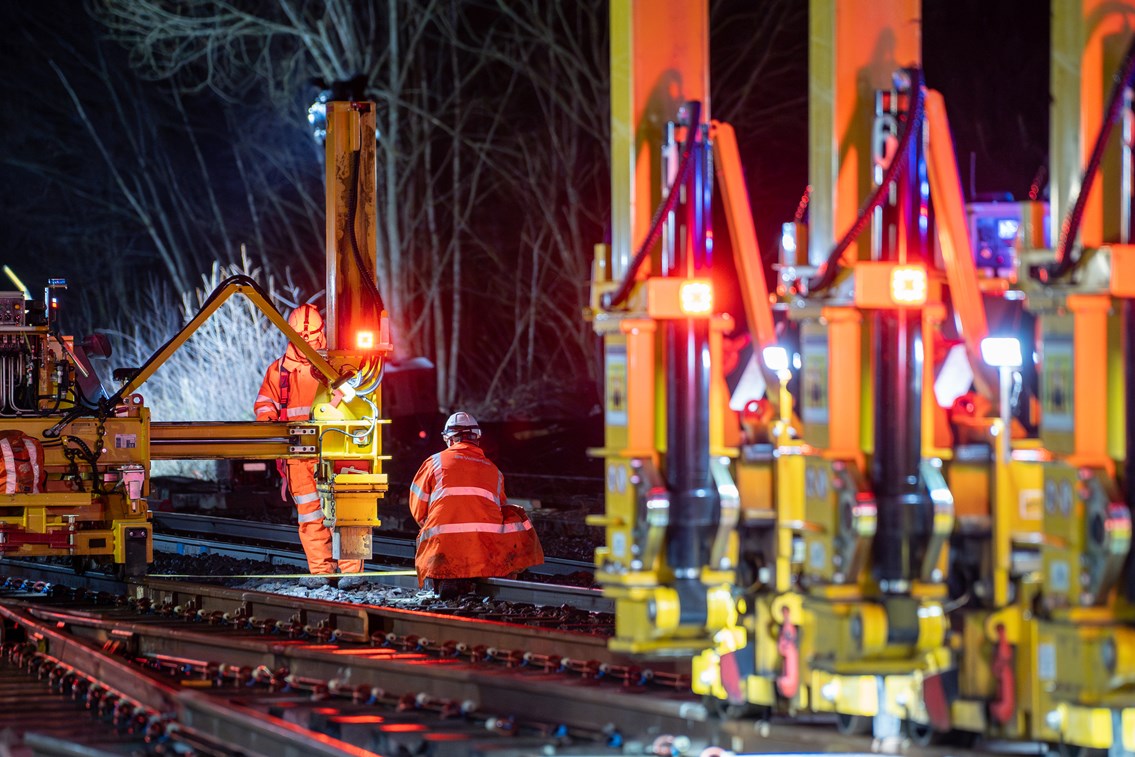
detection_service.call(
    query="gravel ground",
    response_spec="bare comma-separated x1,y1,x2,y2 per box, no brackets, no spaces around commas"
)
149,552,609,626
234,577,441,609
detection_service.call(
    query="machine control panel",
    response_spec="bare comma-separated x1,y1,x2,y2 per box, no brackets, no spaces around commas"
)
0,292,27,326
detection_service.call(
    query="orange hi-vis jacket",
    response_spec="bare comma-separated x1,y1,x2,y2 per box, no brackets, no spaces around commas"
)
408,441,544,586
254,354,320,425
254,345,362,575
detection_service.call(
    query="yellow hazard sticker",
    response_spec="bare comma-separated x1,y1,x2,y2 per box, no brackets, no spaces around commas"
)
606,346,627,426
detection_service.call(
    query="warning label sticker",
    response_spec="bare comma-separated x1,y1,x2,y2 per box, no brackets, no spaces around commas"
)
801,330,829,426
1041,331,1073,434
605,345,628,426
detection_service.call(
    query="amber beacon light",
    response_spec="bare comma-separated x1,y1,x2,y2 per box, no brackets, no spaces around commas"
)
889,265,927,305
678,280,714,315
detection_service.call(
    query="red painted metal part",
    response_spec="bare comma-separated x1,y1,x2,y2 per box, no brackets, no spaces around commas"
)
776,606,800,699
0,525,71,551
989,624,1016,724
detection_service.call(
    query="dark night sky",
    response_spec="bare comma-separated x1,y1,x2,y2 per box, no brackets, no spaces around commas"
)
0,1,1051,307
922,0,1050,200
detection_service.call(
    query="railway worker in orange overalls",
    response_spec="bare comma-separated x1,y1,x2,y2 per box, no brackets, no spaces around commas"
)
254,304,363,577
408,412,544,598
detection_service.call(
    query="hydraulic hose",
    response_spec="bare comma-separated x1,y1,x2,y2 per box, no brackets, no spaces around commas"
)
1049,34,1135,280
345,146,386,316
601,101,703,310
808,68,926,294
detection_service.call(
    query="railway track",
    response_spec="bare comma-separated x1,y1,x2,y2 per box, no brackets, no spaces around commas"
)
0,570,1010,756
152,511,597,575
0,522,1032,756
150,511,608,611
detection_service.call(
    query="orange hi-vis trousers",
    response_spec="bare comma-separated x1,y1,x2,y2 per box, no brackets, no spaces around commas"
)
287,459,362,575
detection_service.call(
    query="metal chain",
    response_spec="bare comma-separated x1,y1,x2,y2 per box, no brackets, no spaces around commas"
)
60,437,83,492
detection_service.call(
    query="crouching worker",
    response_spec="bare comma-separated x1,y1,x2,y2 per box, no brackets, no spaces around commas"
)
254,304,362,578
408,411,544,598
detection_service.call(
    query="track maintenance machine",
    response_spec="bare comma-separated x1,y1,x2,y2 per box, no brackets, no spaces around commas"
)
587,0,957,740
590,0,1135,751
0,83,391,577
1008,0,1135,750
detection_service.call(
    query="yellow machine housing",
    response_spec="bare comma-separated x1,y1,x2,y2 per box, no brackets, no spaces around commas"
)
0,92,394,575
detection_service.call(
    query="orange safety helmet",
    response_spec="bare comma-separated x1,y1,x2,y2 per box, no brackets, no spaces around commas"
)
285,303,326,361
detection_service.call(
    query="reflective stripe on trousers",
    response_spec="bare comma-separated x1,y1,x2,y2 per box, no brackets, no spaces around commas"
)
298,508,324,523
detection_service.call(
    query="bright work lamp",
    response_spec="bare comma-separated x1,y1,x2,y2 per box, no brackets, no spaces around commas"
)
356,330,376,350
981,336,1022,463
308,91,330,144
890,265,927,305
980,337,1023,367
762,346,790,374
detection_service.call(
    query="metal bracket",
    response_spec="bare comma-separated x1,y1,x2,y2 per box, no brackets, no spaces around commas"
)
630,459,668,572
919,459,956,583
829,462,876,584
1081,471,1131,604
709,457,738,570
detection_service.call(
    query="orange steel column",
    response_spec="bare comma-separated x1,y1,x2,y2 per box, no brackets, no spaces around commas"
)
1050,0,1135,250
324,101,379,352
808,0,920,267
609,0,709,281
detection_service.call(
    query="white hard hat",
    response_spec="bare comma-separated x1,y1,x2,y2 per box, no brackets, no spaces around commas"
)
443,411,481,440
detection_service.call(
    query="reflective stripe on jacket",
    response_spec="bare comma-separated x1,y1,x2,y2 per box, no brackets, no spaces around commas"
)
408,441,544,585
254,357,319,422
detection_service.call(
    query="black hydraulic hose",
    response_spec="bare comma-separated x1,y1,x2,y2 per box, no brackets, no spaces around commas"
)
44,274,266,437
808,68,926,294
601,101,703,310
1049,35,1135,280
345,146,386,316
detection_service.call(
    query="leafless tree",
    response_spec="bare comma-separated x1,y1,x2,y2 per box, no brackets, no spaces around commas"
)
473,0,608,406
14,0,801,422
710,0,809,257
102,250,303,477
2,4,325,330
93,0,611,416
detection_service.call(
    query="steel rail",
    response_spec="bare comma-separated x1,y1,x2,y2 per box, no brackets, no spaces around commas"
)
0,600,366,757
152,511,596,576
0,577,1007,756
150,530,611,611
18,596,700,748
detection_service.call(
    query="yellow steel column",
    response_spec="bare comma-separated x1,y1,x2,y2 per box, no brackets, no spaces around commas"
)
1050,0,1135,249
592,0,730,656
808,0,920,267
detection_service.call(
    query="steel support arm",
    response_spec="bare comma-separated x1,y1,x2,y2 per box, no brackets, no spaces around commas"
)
116,276,341,402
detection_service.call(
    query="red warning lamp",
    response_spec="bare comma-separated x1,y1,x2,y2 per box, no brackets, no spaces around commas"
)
356,330,375,350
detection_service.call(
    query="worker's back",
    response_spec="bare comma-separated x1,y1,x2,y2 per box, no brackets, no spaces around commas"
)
409,440,544,585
